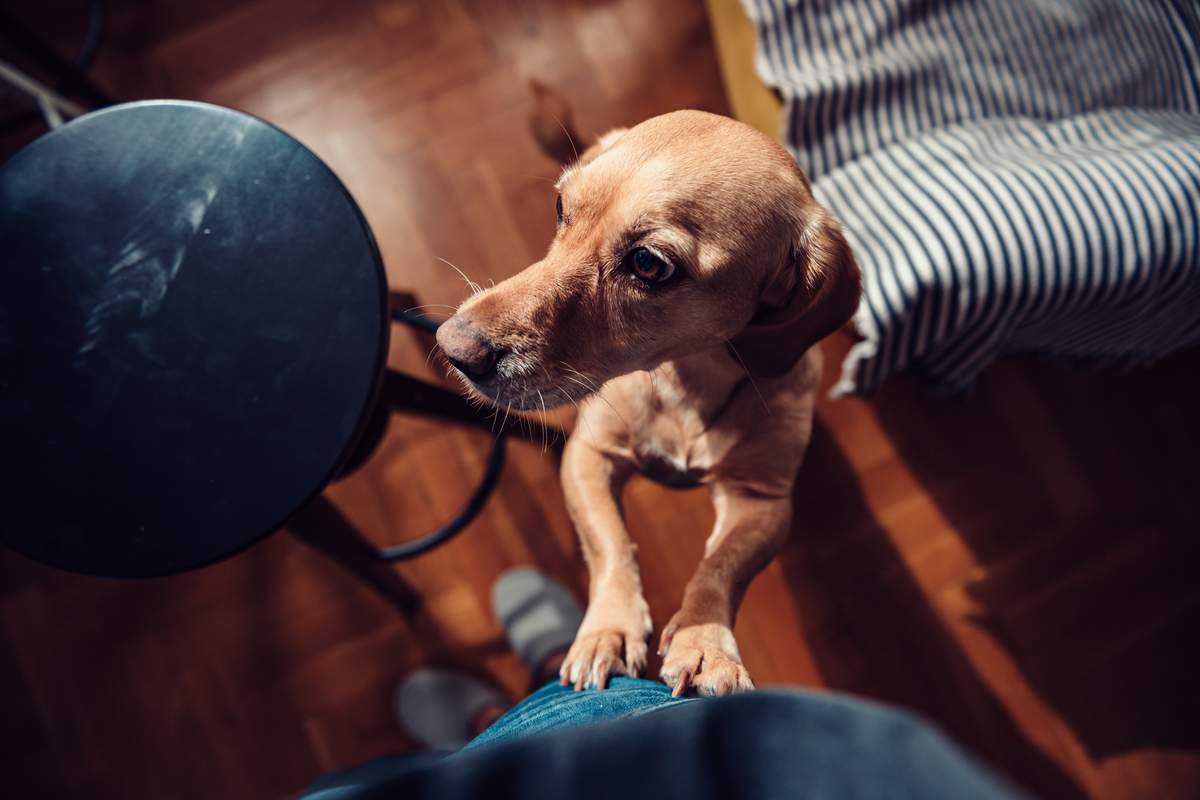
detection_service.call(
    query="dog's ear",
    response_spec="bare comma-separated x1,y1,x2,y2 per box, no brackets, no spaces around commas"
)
528,79,626,168
728,214,861,378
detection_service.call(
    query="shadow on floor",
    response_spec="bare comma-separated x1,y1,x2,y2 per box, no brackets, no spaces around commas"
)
871,352,1200,762
779,420,1087,799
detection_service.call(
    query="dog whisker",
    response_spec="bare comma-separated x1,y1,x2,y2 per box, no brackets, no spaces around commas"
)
557,364,594,390
403,303,457,315
594,393,629,428
498,391,512,437
560,364,602,393
526,173,559,185
425,343,443,370
537,389,550,453
435,256,484,296
487,385,501,435
537,365,575,449
550,391,574,447
558,374,602,412
724,340,771,416
534,367,551,453
560,373,593,396
559,362,630,428
494,170,561,186
551,111,580,163
558,386,597,445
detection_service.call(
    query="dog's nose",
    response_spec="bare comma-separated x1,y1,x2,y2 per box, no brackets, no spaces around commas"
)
437,315,499,381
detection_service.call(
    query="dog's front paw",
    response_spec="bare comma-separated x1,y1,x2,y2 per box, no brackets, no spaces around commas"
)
559,597,651,691
658,617,753,697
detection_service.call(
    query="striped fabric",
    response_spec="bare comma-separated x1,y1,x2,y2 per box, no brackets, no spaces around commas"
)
743,0,1200,395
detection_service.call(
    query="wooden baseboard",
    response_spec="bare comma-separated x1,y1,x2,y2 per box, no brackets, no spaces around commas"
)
703,0,782,138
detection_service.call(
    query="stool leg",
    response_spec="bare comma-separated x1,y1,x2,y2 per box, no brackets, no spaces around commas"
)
389,289,440,353
0,8,115,108
287,494,421,616
379,369,565,452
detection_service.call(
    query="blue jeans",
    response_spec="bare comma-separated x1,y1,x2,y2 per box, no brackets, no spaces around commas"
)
304,678,1023,799
465,676,692,750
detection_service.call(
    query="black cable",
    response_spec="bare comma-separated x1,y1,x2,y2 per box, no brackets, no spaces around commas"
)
391,306,441,334
377,305,507,561
0,0,110,135
77,0,107,70
376,431,506,561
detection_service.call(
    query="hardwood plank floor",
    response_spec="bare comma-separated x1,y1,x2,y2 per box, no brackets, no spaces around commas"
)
2,1,1198,797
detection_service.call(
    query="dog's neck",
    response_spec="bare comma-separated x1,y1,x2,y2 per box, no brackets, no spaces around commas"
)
649,346,751,422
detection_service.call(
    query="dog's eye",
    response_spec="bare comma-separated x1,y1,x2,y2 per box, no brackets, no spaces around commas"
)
556,194,563,225
629,247,675,284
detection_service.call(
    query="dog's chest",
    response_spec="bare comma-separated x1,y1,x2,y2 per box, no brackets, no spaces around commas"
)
636,445,709,488
630,397,731,489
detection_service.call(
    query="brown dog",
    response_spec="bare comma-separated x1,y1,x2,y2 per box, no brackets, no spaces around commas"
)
436,110,860,696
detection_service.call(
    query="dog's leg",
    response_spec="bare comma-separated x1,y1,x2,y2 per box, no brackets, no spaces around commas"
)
658,484,792,696
558,435,651,690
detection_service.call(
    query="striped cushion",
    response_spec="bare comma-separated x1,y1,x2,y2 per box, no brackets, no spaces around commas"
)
744,0,1200,394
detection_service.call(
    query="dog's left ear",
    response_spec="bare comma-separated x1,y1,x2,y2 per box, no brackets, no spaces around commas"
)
728,214,861,378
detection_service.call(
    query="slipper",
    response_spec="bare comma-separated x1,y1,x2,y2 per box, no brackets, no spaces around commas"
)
394,669,509,751
491,567,583,677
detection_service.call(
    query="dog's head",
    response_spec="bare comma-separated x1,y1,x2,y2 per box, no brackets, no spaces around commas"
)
436,111,860,410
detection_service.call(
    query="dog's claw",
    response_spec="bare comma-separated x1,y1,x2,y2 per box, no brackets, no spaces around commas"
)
657,623,676,657
659,620,754,698
560,622,649,692
596,663,611,690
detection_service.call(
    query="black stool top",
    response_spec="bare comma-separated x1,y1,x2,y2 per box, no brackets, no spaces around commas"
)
0,101,388,577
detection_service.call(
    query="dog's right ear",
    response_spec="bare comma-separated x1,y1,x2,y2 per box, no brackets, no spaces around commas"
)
728,213,861,379
530,80,626,167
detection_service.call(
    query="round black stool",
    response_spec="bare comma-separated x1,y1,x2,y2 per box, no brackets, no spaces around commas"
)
0,100,522,609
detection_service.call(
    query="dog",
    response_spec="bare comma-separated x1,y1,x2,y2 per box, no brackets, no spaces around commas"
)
436,110,861,696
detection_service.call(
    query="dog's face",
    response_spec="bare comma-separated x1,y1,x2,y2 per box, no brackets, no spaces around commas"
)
437,110,859,410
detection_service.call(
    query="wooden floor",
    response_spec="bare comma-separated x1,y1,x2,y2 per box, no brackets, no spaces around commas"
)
3,1,1199,797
